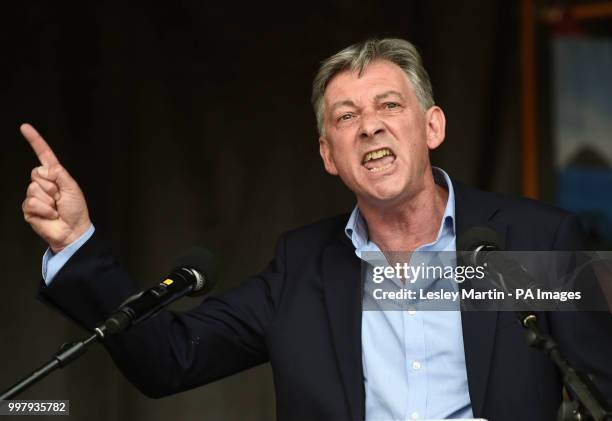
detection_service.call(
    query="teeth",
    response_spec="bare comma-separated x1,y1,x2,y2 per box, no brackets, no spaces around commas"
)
363,148,393,163
369,163,393,172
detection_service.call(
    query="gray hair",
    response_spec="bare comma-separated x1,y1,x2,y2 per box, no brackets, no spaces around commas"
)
311,38,435,135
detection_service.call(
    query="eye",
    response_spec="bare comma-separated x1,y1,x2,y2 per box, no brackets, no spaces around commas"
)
383,102,400,109
338,113,354,122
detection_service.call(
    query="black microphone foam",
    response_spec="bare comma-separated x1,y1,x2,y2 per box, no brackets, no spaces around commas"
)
172,247,217,296
457,226,503,252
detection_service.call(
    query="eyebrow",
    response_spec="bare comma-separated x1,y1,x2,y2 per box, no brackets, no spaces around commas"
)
329,90,406,114
329,100,356,114
374,90,405,101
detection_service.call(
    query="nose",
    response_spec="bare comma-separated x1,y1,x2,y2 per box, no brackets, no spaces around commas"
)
359,110,385,139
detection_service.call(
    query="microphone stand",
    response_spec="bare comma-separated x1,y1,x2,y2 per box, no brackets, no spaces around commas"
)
0,326,108,400
516,312,612,421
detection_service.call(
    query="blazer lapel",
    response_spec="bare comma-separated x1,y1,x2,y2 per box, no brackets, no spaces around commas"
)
322,234,365,421
454,180,508,418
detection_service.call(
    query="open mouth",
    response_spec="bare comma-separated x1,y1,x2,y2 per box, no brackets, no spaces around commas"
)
362,147,396,173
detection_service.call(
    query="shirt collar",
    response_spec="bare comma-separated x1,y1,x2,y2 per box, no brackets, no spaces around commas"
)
344,167,456,250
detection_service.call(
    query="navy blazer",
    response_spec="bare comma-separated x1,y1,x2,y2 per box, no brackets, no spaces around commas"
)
39,181,612,420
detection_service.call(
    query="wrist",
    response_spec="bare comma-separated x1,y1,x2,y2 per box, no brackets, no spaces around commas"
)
51,220,93,253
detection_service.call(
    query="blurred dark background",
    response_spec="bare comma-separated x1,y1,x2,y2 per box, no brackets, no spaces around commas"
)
0,1,561,419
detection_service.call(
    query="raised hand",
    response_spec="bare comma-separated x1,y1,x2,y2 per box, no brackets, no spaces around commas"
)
21,123,92,253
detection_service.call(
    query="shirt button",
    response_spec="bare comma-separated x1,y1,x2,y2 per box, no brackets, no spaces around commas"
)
408,308,417,315
411,411,420,419
412,361,421,370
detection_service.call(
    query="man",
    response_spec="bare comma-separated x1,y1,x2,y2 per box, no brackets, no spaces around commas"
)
21,38,612,420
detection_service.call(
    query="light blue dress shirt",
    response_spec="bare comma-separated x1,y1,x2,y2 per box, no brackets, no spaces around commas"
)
42,224,95,285
346,167,473,420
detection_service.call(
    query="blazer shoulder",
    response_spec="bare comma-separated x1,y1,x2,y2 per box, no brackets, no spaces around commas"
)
266,213,351,274
455,180,575,222
282,213,350,247
454,181,584,249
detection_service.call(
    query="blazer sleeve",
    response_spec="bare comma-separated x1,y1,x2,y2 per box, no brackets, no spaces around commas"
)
37,230,286,398
547,212,612,403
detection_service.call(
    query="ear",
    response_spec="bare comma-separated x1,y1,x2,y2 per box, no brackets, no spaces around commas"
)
425,106,446,150
319,136,339,175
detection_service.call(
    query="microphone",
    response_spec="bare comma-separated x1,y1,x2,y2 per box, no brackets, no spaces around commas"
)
457,226,538,295
457,226,503,267
101,247,217,335
458,233,612,420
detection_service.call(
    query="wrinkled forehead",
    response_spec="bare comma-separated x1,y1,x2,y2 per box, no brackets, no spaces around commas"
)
323,60,414,108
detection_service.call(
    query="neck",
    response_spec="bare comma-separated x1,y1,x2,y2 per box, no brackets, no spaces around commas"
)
358,171,449,252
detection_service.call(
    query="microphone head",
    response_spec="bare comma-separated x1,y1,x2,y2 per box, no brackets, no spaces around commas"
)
457,226,503,252
172,247,217,296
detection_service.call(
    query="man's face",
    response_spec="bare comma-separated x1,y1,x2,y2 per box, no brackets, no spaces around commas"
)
319,60,445,208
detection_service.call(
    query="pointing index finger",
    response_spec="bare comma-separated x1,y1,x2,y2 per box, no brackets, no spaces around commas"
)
20,123,61,167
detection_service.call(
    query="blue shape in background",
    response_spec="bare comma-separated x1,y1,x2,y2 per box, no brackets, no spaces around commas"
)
558,168,612,245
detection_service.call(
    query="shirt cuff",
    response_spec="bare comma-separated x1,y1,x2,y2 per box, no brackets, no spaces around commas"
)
42,225,96,286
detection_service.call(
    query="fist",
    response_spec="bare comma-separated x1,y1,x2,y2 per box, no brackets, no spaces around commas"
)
21,123,92,253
